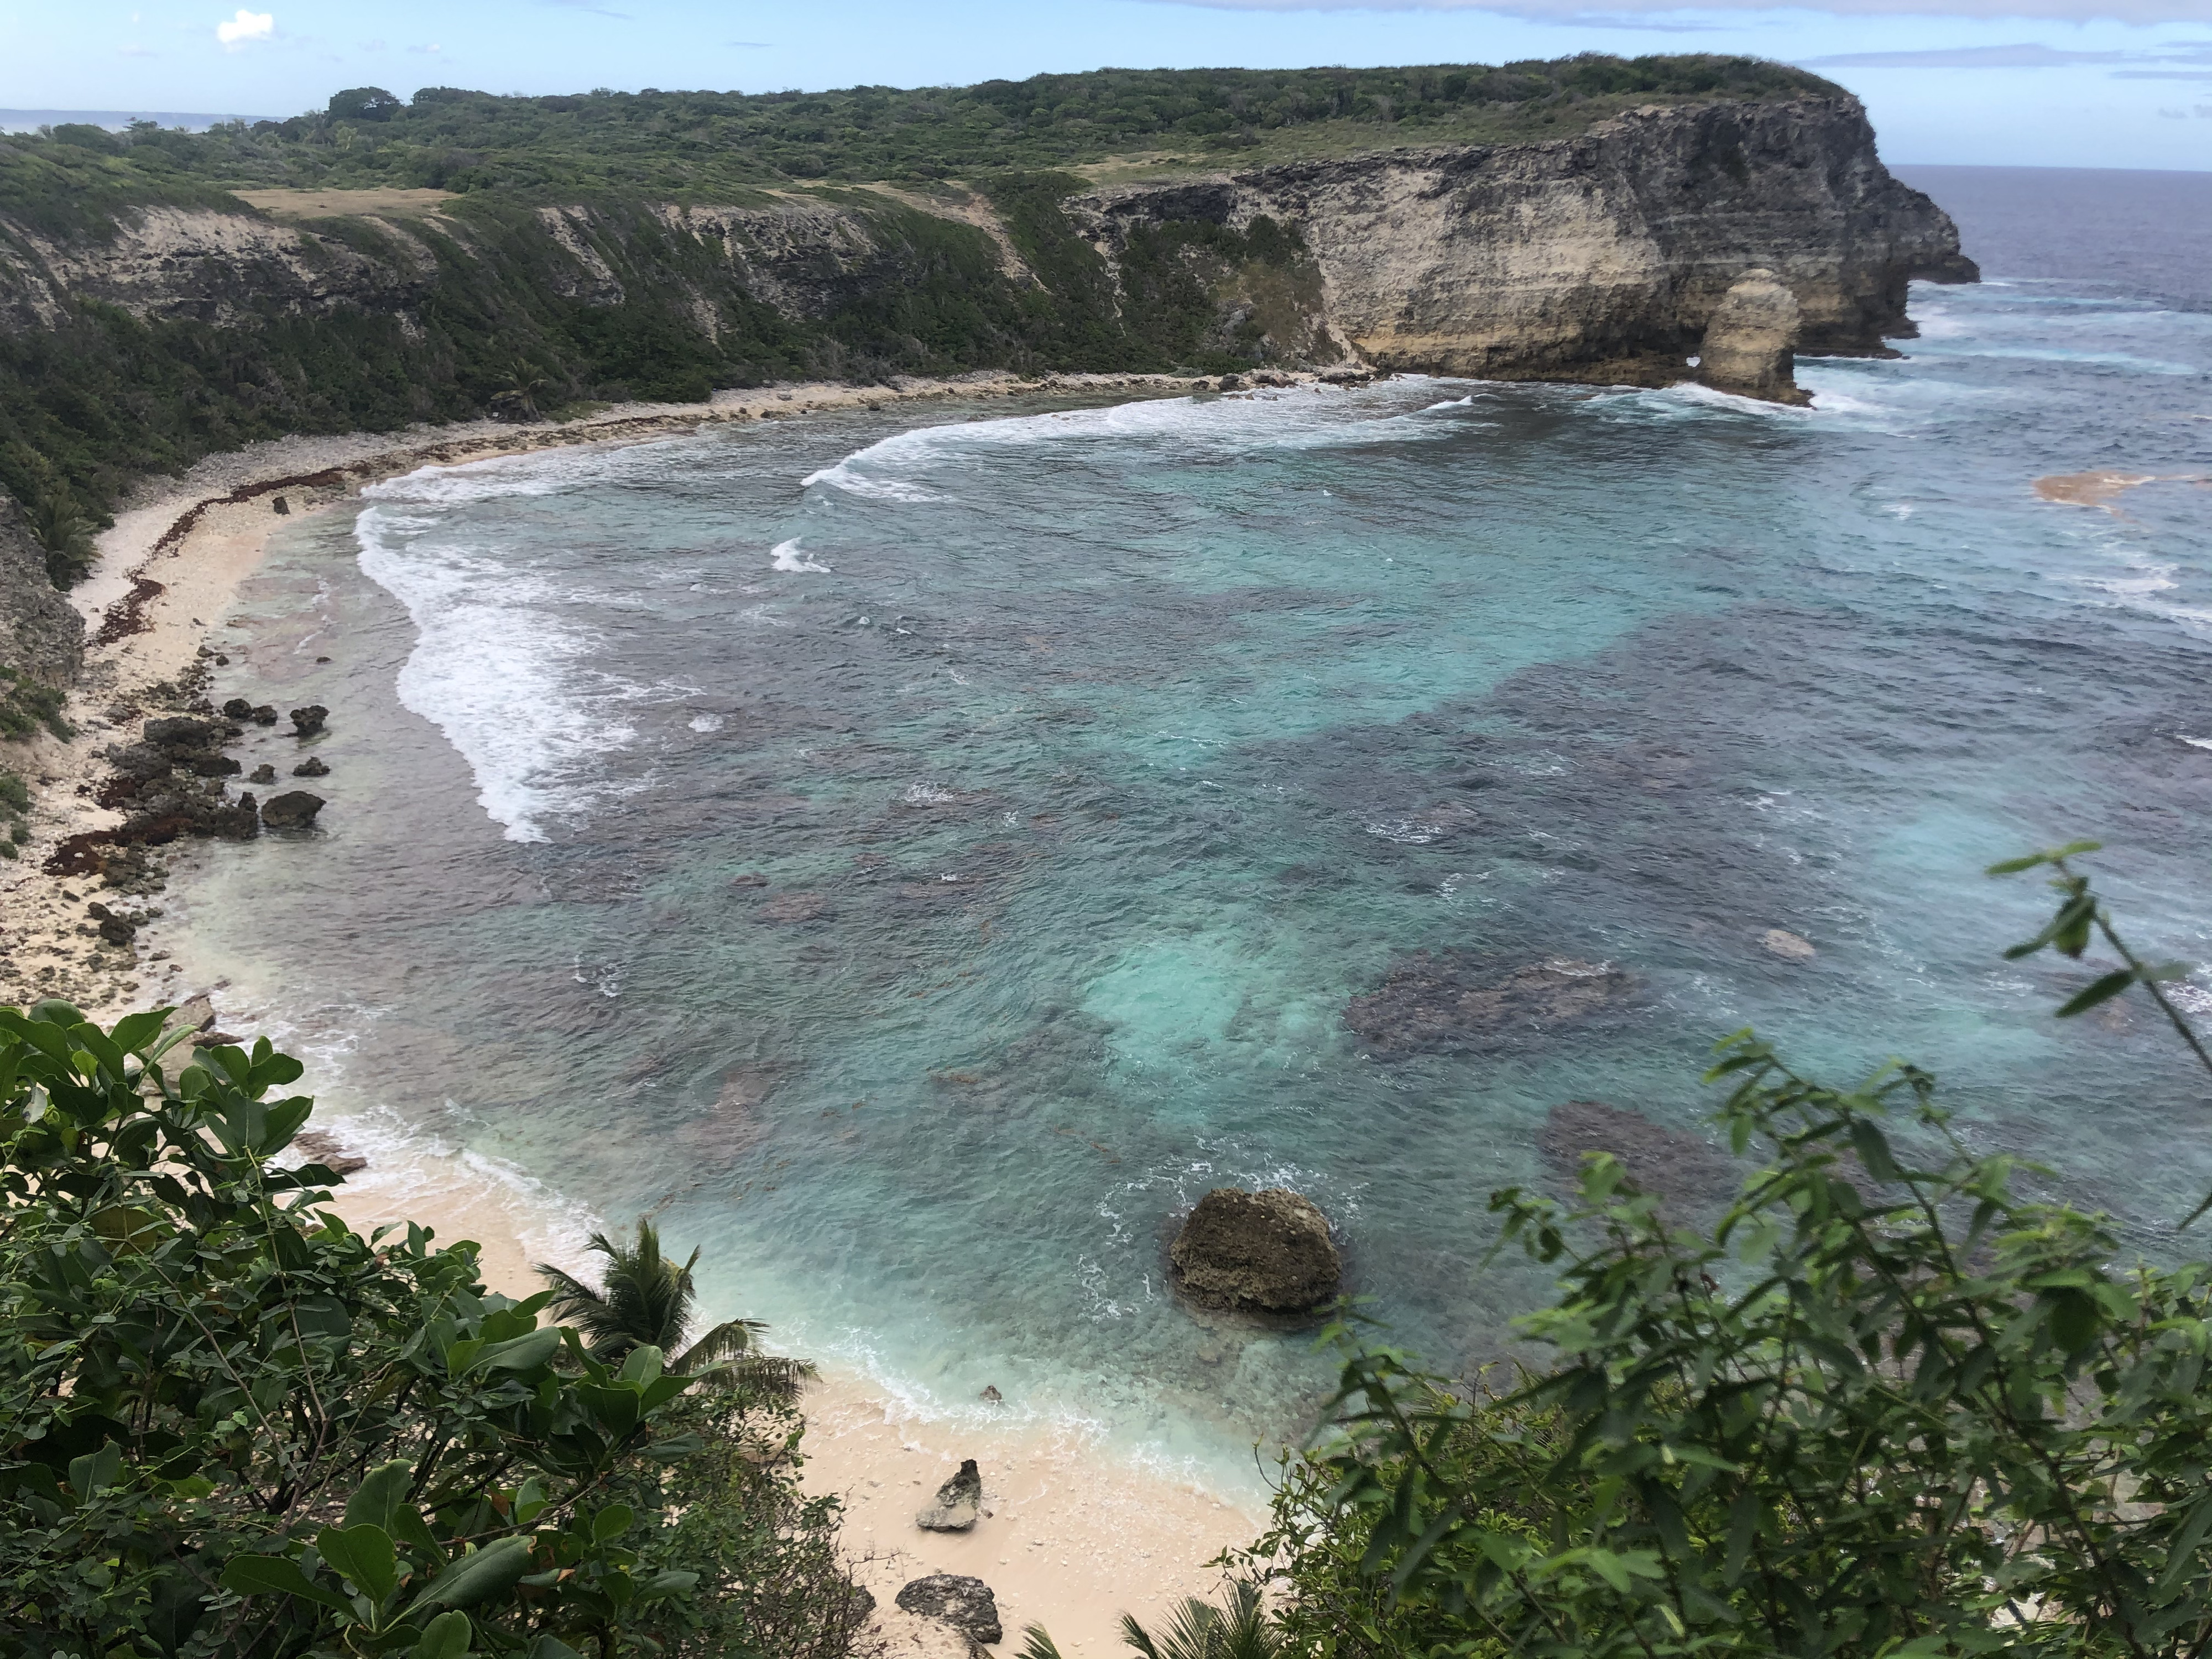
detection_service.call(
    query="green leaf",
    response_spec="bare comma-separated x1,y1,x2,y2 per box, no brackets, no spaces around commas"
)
318,1523,400,1608
1848,1120,1902,1185
592,1504,635,1544
466,1326,562,1376
409,1535,533,1615
410,1610,472,1659
66,1438,121,1500
109,1008,170,1055
346,1460,416,1533
221,1552,355,1614
2056,969,2138,1018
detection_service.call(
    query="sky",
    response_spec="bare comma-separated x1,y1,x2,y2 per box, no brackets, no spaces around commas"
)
1,0,2208,170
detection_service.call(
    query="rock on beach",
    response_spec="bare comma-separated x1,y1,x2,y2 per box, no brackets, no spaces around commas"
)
895,1575,1003,1646
915,1458,982,1532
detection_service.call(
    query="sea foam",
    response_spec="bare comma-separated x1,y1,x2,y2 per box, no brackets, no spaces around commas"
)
357,466,651,843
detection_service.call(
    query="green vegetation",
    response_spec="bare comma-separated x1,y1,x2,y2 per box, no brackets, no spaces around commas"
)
0,667,71,742
536,1220,818,1398
0,58,1837,215
0,1000,865,1659
1220,841,2212,1657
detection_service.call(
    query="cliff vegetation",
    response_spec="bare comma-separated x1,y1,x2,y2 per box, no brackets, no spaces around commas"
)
1,57,1840,217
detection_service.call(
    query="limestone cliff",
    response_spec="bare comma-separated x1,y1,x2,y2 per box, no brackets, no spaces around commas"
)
1071,95,1973,384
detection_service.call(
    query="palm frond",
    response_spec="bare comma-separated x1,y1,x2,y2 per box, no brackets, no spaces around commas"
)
1020,1625,1068,1659
1121,1585,1277,1659
537,1218,815,1394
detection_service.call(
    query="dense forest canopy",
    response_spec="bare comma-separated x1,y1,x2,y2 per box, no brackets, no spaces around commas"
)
0,55,1841,225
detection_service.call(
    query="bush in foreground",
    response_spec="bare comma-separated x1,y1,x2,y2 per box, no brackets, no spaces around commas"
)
1235,844,2212,1657
0,1000,862,1659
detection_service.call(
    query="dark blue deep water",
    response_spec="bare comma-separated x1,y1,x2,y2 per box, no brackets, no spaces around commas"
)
178,167,2212,1490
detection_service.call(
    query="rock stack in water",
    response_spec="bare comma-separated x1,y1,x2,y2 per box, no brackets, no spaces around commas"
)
1698,269,1810,405
1170,1187,1340,1315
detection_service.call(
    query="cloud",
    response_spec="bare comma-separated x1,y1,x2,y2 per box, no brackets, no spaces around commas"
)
1804,39,2212,71
1803,42,2124,63
1155,0,2212,23
215,8,273,48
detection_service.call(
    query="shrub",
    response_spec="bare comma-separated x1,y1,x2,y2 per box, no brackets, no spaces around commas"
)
0,1002,864,1659
1244,843,2212,1657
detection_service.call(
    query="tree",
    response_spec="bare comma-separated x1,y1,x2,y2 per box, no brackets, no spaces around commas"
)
328,87,401,123
536,1220,817,1401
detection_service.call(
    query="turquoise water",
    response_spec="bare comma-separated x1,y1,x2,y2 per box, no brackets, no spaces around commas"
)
176,262,2212,1492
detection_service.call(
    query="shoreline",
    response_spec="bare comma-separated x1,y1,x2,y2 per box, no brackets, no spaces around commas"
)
1,369,1286,1655
2,367,1304,1019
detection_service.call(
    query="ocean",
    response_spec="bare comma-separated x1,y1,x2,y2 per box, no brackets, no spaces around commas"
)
172,165,2212,1494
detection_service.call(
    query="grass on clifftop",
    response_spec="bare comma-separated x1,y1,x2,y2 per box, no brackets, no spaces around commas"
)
0,55,1840,225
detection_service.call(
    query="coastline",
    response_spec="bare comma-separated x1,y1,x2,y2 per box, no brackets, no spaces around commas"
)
0,368,1263,1019
1,369,1281,1656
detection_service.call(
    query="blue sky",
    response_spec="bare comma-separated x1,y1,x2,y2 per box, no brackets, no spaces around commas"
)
2,1,2208,169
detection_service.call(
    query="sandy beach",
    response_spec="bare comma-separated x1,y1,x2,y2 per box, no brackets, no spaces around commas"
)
314,1144,1267,1659
0,369,1282,1656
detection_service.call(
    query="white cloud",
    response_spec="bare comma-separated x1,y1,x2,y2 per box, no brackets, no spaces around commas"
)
216,9,274,49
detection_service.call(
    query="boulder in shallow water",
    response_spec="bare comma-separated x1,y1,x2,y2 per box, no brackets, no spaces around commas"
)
895,1574,1001,1646
248,763,276,785
290,704,328,737
293,755,330,778
916,1458,982,1532
1170,1187,1340,1316
1345,952,1634,1057
259,790,323,829
1698,269,1809,406
1761,928,1815,961
1539,1100,1738,1208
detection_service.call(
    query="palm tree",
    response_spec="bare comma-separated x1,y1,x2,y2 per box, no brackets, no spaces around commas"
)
1021,1582,1279,1659
534,1219,816,1402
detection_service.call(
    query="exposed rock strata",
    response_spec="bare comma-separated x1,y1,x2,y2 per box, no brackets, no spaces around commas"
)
1170,1187,1340,1314
1072,96,1974,383
0,95,1971,394
1698,268,1806,403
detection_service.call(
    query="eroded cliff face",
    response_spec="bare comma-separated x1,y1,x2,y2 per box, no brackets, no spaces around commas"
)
1072,95,1974,383
0,492,82,686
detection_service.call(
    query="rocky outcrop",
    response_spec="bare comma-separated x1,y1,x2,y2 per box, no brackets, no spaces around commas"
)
1170,1187,1340,1314
916,1459,982,1532
1074,95,1974,384
895,1575,1003,1646
1698,269,1805,403
259,789,325,828
1347,953,1635,1057
0,489,81,687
